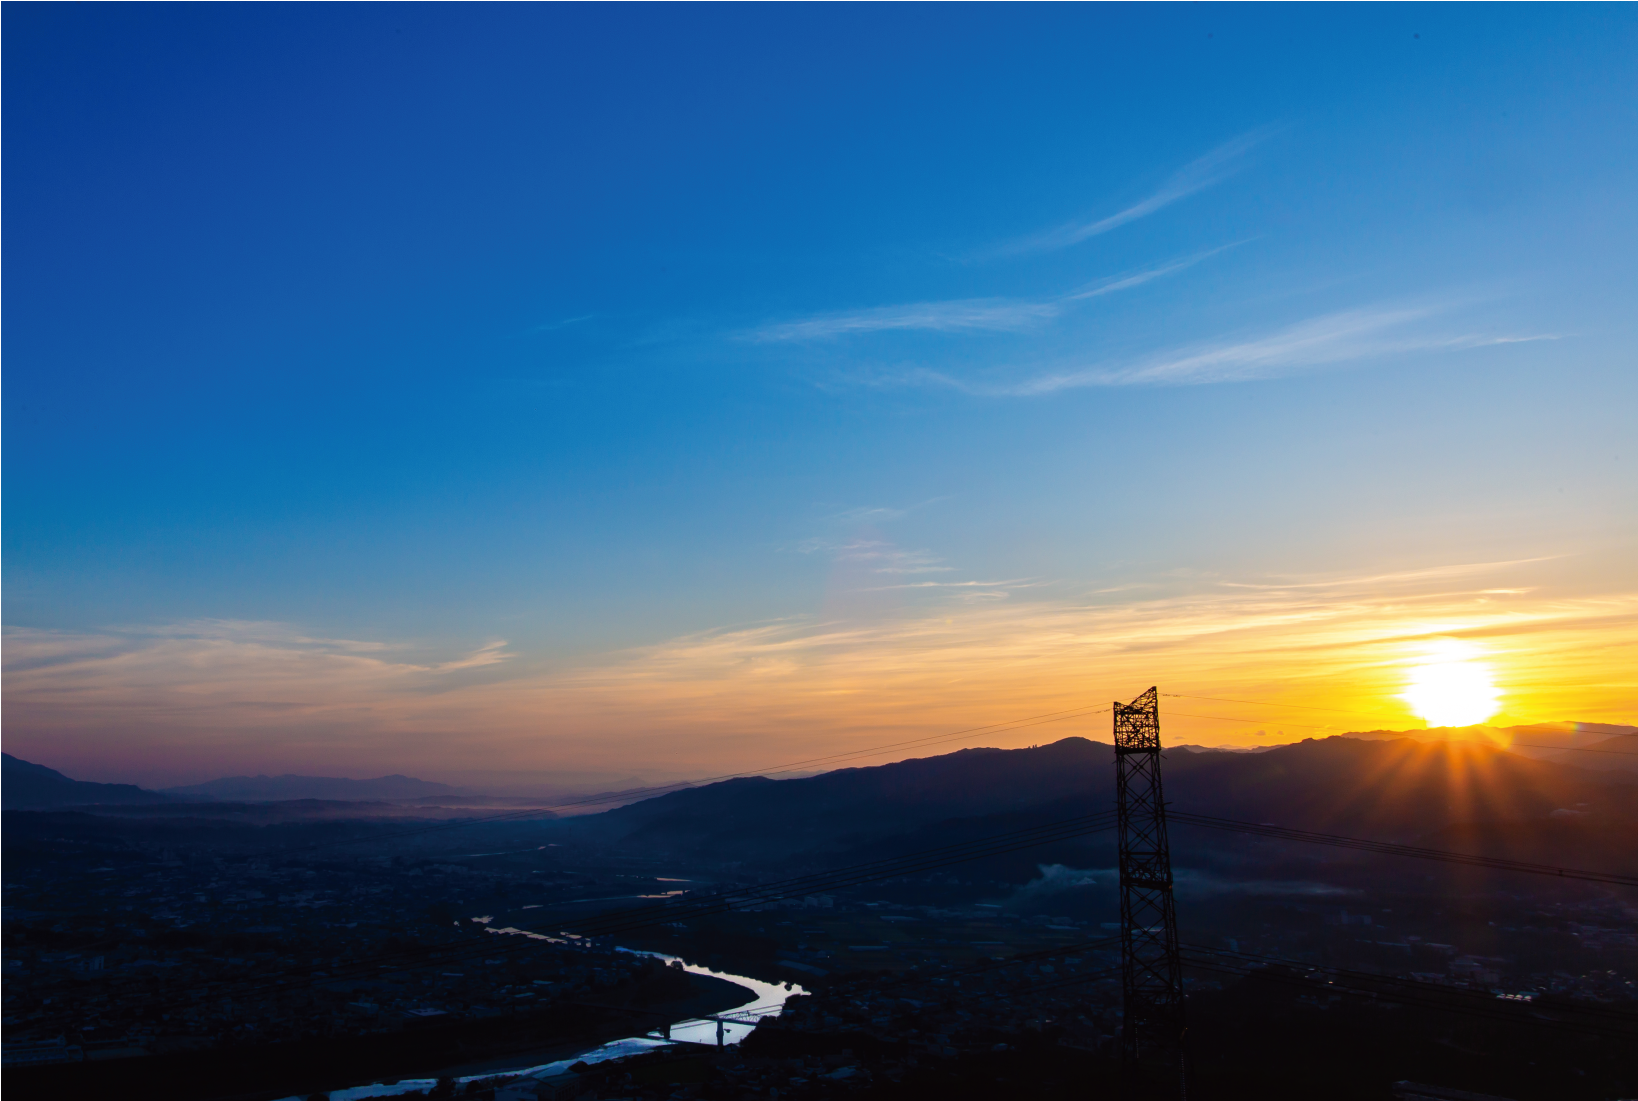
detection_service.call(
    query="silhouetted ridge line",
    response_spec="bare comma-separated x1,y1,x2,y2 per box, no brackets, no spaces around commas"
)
260,702,1114,855
1,752,173,809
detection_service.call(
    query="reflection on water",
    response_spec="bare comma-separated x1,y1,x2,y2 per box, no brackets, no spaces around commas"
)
621,949,800,1047
270,952,804,1101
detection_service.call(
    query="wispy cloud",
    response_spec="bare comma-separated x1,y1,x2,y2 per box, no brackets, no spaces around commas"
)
996,129,1273,256
859,578,1038,591
1057,249,1230,302
1014,304,1442,393
794,537,954,575
744,250,1226,344
748,298,1060,342
434,640,514,672
908,304,1561,396
857,577,1043,603
824,497,951,526
1218,557,1564,593
533,315,595,332
828,505,908,525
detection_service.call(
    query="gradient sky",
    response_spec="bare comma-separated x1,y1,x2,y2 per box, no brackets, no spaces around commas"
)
5,5,1636,788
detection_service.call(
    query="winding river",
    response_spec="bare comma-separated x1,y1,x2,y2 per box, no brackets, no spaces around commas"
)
272,952,805,1101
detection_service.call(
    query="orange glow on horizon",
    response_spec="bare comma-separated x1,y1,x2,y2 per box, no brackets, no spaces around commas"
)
2,556,1634,784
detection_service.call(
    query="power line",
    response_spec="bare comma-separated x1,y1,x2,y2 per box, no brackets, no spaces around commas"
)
1169,812,1638,887
1165,709,1337,731
1178,942,1638,1037
1177,956,1629,1037
1167,708,1637,751
1554,722,1638,736
1163,693,1395,717
1163,693,1638,750
1181,942,1638,1025
1510,742,1638,756
1166,693,1637,733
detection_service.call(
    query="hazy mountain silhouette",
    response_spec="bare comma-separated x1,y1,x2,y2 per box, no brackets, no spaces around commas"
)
1539,735,1638,773
164,773,458,802
1343,721,1638,772
2,753,173,810
564,735,1638,868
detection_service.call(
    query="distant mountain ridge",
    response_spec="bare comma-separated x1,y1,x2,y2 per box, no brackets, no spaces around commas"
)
1339,721,1638,773
563,734,1638,867
164,773,458,802
2,753,173,810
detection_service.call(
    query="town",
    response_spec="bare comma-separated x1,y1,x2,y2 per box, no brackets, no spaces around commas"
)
4,791,1633,1099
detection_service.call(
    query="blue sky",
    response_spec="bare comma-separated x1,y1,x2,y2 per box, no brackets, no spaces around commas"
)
5,5,1635,785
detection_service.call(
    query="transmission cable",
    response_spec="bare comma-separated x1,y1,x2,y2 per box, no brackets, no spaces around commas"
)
1177,942,1638,1037
1169,812,1638,887
1162,693,1638,754
1180,941,1638,1025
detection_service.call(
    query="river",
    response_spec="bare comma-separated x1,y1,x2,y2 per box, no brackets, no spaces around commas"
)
270,952,806,1101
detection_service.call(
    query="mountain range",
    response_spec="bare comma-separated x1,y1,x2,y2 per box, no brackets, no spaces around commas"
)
163,773,459,802
8,724,1635,869
0,757,460,810
561,734,1638,872
1343,721,1638,773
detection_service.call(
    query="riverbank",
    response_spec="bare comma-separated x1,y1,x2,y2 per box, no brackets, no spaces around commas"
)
424,970,756,1079
0,971,755,1101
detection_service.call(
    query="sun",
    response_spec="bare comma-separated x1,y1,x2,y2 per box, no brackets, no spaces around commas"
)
1401,640,1501,727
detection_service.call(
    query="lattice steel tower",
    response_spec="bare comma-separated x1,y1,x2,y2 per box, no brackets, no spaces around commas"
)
1113,686,1187,1092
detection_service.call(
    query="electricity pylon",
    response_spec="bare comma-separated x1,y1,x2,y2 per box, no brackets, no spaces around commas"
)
1114,686,1188,1096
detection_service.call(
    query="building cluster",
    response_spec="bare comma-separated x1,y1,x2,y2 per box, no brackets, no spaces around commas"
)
1314,896,1638,1003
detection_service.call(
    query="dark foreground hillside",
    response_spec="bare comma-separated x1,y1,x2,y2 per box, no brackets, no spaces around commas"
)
1,753,174,810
